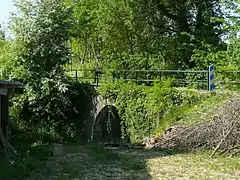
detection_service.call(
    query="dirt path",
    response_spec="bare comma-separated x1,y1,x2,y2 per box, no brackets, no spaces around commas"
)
27,145,240,180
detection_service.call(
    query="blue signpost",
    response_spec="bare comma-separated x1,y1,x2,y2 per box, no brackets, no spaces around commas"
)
208,65,215,91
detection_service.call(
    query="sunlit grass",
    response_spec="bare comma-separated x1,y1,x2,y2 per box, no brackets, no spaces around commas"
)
27,145,240,180
146,152,240,180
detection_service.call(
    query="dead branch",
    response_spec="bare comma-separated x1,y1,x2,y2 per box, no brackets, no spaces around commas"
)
210,120,238,158
219,145,240,155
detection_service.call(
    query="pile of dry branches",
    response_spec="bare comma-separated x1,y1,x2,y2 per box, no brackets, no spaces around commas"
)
148,99,240,157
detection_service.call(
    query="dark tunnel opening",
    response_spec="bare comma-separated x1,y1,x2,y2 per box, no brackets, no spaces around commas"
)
93,105,122,143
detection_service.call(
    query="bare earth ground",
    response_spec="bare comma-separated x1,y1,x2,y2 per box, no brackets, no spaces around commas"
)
27,145,240,180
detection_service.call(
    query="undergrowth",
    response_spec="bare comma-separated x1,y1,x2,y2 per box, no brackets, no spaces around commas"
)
99,79,230,143
0,131,53,180
164,91,230,127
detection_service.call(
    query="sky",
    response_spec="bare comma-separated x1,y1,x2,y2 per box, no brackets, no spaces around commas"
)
0,0,14,25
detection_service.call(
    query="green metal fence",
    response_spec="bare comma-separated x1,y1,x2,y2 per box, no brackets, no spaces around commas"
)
66,67,214,91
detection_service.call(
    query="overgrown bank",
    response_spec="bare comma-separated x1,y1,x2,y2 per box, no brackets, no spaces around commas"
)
98,80,230,143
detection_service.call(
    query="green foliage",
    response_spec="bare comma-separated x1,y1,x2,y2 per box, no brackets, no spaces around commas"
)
10,78,76,141
190,1,240,71
191,36,240,90
99,80,225,143
67,0,225,70
0,0,238,148
0,26,15,80
101,53,168,72
5,0,80,140
11,0,72,78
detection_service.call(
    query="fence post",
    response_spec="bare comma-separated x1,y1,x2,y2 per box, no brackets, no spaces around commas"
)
208,65,215,91
75,70,78,82
135,71,138,84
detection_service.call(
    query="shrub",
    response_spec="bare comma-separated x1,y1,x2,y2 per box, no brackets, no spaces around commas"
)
99,79,214,143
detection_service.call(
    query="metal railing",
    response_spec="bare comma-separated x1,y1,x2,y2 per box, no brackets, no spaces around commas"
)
215,70,240,89
66,68,210,90
66,67,240,91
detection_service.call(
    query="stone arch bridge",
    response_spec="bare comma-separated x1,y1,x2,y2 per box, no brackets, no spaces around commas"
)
84,95,122,143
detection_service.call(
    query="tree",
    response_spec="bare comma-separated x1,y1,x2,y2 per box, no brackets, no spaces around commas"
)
0,25,5,40
0,25,13,80
68,0,225,69
9,0,75,139
191,0,240,68
130,0,225,67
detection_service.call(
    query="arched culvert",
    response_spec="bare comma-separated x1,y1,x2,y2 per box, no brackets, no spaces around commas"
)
93,105,122,143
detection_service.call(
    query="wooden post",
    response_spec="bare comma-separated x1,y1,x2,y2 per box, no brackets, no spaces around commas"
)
0,95,2,150
0,81,22,155
1,95,8,138
0,95,8,153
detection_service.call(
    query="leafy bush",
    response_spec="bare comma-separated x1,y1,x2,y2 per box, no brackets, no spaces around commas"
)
99,80,216,143
5,0,82,142
10,81,97,142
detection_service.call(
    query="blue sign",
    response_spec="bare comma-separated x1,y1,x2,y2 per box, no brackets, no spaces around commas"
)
208,65,215,91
